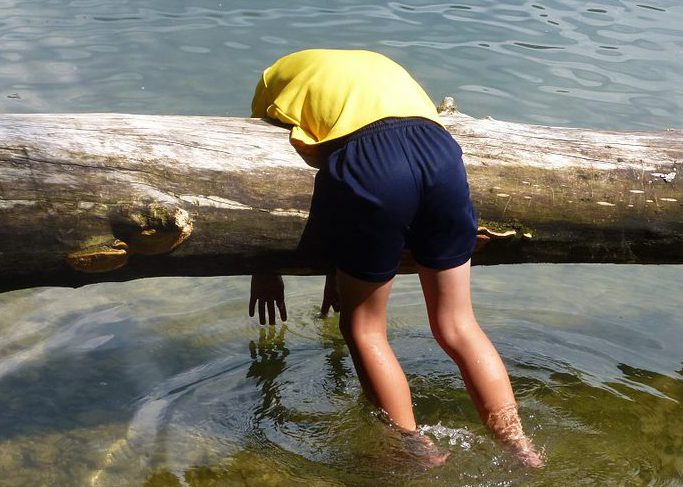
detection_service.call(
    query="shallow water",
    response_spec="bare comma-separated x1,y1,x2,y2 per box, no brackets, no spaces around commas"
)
0,267,681,486
1,0,682,485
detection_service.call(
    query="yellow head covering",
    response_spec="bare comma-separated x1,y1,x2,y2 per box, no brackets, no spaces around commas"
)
251,49,442,146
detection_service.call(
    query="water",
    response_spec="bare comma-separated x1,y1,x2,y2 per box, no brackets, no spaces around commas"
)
1,1,682,486
2,0,682,126
1,268,681,485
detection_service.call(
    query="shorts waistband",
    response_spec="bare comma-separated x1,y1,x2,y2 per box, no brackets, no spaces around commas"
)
346,117,438,141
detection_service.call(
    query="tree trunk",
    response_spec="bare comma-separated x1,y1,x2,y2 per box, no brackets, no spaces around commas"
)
1,103,681,291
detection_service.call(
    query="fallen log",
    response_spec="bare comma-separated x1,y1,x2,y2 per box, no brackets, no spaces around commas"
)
1,99,681,292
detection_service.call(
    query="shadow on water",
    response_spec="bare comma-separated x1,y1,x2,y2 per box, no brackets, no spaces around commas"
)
0,305,235,441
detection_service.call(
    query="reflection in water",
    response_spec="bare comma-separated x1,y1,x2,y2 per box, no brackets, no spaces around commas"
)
318,318,354,396
247,325,290,426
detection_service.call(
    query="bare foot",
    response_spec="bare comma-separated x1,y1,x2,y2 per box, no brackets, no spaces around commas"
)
486,404,544,469
510,438,544,468
401,430,451,467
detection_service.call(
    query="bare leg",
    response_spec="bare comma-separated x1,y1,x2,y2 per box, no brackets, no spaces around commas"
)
336,269,449,466
336,269,416,431
418,260,543,467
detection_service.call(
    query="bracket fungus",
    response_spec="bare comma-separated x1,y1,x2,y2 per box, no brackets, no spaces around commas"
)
66,207,193,273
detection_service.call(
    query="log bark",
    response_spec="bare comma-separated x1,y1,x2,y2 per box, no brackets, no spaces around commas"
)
1,103,681,291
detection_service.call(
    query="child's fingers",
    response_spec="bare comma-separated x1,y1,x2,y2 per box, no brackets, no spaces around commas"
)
249,295,256,317
320,300,330,316
320,297,339,315
258,299,266,325
267,300,276,325
277,300,287,322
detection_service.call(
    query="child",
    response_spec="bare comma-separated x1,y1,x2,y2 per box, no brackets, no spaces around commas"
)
249,49,542,467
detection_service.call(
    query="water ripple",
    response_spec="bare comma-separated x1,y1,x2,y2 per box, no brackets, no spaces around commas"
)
1,0,683,483
1,0,681,127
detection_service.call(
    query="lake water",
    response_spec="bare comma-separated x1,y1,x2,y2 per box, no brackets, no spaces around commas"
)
1,1,682,486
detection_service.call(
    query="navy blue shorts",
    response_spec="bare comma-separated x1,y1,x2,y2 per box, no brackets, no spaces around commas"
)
305,117,477,282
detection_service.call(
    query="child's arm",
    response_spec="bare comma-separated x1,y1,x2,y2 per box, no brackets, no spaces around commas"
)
292,140,327,169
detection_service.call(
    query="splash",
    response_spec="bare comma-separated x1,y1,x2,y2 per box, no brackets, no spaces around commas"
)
418,422,478,450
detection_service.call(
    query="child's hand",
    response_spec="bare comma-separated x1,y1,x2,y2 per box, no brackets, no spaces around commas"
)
319,271,340,316
249,274,287,325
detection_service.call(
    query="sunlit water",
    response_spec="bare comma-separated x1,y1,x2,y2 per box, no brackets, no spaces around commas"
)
2,0,682,127
1,0,682,486
1,268,681,486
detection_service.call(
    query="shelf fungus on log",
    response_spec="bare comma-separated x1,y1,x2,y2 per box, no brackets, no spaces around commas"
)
1,102,682,291
65,206,193,273
66,239,130,273
475,226,518,252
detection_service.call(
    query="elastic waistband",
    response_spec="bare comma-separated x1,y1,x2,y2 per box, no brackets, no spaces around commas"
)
346,117,439,141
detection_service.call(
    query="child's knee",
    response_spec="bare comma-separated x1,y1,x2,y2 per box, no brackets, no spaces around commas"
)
431,318,480,352
339,318,388,346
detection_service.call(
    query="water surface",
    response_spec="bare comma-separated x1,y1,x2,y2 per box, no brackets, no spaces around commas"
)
0,0,682,485
1,267,681,486
2,0,682,127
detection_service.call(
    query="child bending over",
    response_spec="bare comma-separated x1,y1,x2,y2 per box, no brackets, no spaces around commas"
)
249,49,543,468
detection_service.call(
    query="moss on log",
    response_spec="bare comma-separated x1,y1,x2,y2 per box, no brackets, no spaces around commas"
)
0,103,681,291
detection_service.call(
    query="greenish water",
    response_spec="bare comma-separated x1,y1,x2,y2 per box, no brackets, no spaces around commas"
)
1,267,682,486
1,1,682,486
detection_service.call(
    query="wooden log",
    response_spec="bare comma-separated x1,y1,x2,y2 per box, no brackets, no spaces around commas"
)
1,101,681,292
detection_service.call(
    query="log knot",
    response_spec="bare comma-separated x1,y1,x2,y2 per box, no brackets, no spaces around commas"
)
113,205,193,256
66,205,193,273
66,239,129,273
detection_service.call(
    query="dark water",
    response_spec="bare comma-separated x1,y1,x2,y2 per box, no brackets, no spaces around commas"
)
1,0,682,486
